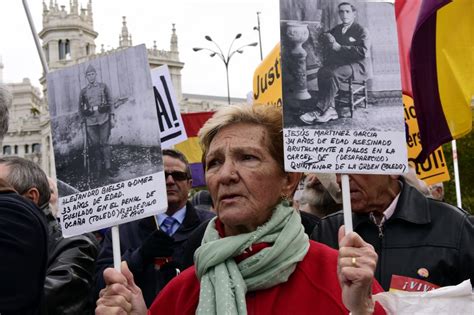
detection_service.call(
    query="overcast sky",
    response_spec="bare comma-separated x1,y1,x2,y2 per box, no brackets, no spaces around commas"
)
1,0,281,99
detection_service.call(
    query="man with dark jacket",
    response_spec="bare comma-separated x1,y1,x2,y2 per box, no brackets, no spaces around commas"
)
0,180,48,315
0,84,49,315
95,149,214,306
0,156,99,314
311,174,474,290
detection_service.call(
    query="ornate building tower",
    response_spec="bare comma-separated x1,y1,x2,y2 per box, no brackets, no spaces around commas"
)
146,23,184,100
39,0,98,71
118,16,132,48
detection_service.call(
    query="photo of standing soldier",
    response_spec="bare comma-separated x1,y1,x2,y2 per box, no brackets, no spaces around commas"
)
79,65,116,178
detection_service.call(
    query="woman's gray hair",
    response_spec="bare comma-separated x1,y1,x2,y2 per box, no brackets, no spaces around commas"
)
0,84,11,140
198,104,285,171
0,156,51,208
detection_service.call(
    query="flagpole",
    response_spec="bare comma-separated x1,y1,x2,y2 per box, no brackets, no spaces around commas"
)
22,0,49,74
451,140,462,208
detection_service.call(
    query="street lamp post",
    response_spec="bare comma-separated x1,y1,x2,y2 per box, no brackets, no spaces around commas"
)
193,34,258,105
253,11,263,61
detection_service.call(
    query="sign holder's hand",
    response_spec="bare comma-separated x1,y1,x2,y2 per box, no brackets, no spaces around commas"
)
338,226,377,315
96,261,147,315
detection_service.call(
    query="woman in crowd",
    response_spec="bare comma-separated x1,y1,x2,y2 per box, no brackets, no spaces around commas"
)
96,104,384,315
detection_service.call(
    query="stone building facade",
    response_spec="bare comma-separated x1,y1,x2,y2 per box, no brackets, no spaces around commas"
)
1,0,226,177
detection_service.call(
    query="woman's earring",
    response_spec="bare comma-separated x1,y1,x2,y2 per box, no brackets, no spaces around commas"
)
281,194,290,206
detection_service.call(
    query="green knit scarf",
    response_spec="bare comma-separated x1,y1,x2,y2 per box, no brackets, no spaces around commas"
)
194,202,309,315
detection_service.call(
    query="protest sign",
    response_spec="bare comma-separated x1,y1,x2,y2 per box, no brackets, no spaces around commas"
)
403,95,450,185
280,0,407,174
151,65,187,148
47,45,167,237
253,43,282,107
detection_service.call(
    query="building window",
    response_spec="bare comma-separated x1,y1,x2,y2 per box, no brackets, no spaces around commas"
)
32,143,41,153
59,40,65,60
86,43,90,55
65,39,71,59
25,144,29,154
3,146,11,155
59,39,71,60
14,145,18,154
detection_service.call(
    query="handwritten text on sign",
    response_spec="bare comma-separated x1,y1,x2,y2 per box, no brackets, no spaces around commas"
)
284,128,408,174
60,173,167,237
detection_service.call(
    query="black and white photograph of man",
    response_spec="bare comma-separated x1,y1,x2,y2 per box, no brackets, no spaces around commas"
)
79,64,116,177
47,45,162,195
280,0,404,132
300,2,371,124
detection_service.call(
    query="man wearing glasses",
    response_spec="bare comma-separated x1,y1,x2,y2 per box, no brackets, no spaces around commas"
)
95,149,215,306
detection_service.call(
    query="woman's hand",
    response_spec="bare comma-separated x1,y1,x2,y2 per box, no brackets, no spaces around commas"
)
96,261,148,315
337,226,377,315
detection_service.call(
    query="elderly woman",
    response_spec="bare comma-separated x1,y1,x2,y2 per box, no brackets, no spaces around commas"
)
96,105,384,315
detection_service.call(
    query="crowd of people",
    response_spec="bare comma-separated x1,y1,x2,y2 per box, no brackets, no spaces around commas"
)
1,83,473,315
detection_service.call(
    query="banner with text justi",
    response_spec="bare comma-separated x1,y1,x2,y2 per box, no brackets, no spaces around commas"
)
253,43,282,107
403,95,450,185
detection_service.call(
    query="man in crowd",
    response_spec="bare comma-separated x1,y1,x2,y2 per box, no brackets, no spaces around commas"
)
95,149,214,306
300,2,371,124
300,173,342,218
429,182,445,201
0,84,49,314
312,174,474,290
48,176,59,217
79,64,115,177
0,156,99,314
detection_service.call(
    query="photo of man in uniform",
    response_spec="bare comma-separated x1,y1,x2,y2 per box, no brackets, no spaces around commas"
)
79,64,116,177
300,2,371,124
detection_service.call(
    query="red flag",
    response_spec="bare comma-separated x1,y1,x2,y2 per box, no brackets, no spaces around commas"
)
395,0,422,97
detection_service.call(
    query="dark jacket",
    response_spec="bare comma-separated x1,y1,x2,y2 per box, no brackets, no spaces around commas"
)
311,180,474,290
181,210,320,270
43,207,98,315
95,202,214,306
325,22,372,81
0,179,48,315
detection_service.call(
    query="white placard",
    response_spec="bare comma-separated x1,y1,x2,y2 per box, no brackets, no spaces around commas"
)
280,0,408,174
60,173,167,237
151,65,187,148
47,45,168,236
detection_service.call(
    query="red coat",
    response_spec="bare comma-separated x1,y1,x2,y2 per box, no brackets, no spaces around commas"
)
149,240,385,315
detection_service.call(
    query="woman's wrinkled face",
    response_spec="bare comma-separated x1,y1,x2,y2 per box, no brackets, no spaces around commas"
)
205,123,289,236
